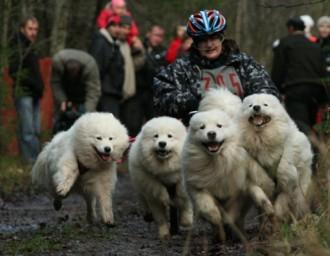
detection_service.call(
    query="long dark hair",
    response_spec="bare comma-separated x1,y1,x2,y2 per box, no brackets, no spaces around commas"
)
189,36,240,67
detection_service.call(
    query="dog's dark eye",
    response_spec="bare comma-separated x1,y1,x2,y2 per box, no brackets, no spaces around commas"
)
249,104,252,108
200,124,205,130
154,134,159,138
109,137,113,141
217,124,222,128
263,103,268,107
96,136,102,140
168,134,172,138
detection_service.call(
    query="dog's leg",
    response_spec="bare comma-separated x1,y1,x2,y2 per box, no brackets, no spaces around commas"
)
53,157,79,197
248,184,274,217
147,198,170,240
192,190,226,242
97,185,115,227
274,192,290,221
221,195,250,244
176,182,193,228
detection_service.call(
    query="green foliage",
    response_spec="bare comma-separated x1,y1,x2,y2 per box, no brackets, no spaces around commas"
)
2,224,116,255
0,155,32,198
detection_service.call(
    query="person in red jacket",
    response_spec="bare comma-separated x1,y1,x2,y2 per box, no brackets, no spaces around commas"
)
165,25,187,64
96,0,138,45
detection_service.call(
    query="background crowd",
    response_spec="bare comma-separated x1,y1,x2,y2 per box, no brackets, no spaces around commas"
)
4,0,330,164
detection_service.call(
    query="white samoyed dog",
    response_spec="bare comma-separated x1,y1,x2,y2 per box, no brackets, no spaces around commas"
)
182,109,274,241
32,112,129,226
240,93,313,220
129,117,193,239
198,88,242,118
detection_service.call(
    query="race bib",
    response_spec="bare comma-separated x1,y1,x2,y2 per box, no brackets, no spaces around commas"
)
201,66,243,97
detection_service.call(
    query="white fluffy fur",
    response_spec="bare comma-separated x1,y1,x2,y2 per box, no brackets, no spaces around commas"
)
32,112,129,225
128,117,193,239
198,88,242,118
240,94,313,220
182,109,268,240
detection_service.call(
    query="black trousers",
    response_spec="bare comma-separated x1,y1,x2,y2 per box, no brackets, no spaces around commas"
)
98,95,121,118
120,91,155,137
284,84,327,134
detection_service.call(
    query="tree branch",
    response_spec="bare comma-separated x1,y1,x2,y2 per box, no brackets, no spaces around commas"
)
259,0,326,8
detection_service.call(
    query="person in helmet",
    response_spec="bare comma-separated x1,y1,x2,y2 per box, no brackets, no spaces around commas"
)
153,9,279,124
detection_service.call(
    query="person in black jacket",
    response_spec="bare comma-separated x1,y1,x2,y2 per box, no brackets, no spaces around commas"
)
134,25,167,123
9,16,44,164
153,10,278,125
317,16,330,78
272,17,327,133
89,14,124,117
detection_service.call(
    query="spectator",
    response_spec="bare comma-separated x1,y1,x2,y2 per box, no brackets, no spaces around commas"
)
8,16,44,164
154,10,278,125
118,15,136,101
316,16,330,77
51,49,101,133
89,15,124,117
118,15,147,136
300,14,318,42
165,25,187,64
96,0,138,45
271,17,326,133
132,25,167,129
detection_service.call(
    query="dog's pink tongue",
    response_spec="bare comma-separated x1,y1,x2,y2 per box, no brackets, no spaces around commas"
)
208,144,219,152
253,116,264,125
100,154,111,161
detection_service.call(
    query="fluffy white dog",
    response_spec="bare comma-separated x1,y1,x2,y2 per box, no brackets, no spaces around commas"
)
240,93,313,220
198,88,242,118
182,109,274,241
32,112,129,226
129,117,193,239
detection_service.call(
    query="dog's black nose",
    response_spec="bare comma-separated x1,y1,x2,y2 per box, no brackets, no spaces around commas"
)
158,141,167,148
104,146,111,153
207,131,216,140
253,105,261,112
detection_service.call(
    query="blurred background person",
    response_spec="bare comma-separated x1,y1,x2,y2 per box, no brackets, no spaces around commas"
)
272,17,326,134
132,25,167,129
300,14,318,42
165,25,187,64
118,15,147,136
51,49,101,133
90,15,124,117
9,16,44,164
117,15,136,102
317,16,330,77
96,0,139,45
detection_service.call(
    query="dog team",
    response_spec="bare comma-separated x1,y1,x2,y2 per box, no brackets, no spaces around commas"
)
32,88,313,242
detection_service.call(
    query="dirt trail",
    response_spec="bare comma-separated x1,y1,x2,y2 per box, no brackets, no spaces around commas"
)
0,172,248,255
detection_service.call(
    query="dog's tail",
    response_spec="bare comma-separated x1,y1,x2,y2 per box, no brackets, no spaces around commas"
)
31,145,50,190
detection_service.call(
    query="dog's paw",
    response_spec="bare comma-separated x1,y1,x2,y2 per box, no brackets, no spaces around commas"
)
262,199,275,216
180,210,193,228
55,180,72,197
159,224,170,240
159,190,171,206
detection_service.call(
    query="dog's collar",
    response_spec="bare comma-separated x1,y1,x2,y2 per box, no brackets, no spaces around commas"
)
78,160,90,175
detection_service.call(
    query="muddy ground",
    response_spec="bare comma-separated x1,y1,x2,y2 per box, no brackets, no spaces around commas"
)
0,171,262,256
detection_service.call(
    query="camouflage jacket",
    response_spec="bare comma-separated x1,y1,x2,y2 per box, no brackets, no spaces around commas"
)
153,51,279,124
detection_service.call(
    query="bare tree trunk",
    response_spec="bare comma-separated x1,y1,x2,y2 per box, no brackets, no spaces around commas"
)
235,0,248,48
1,0,12,66
50,0,70,55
